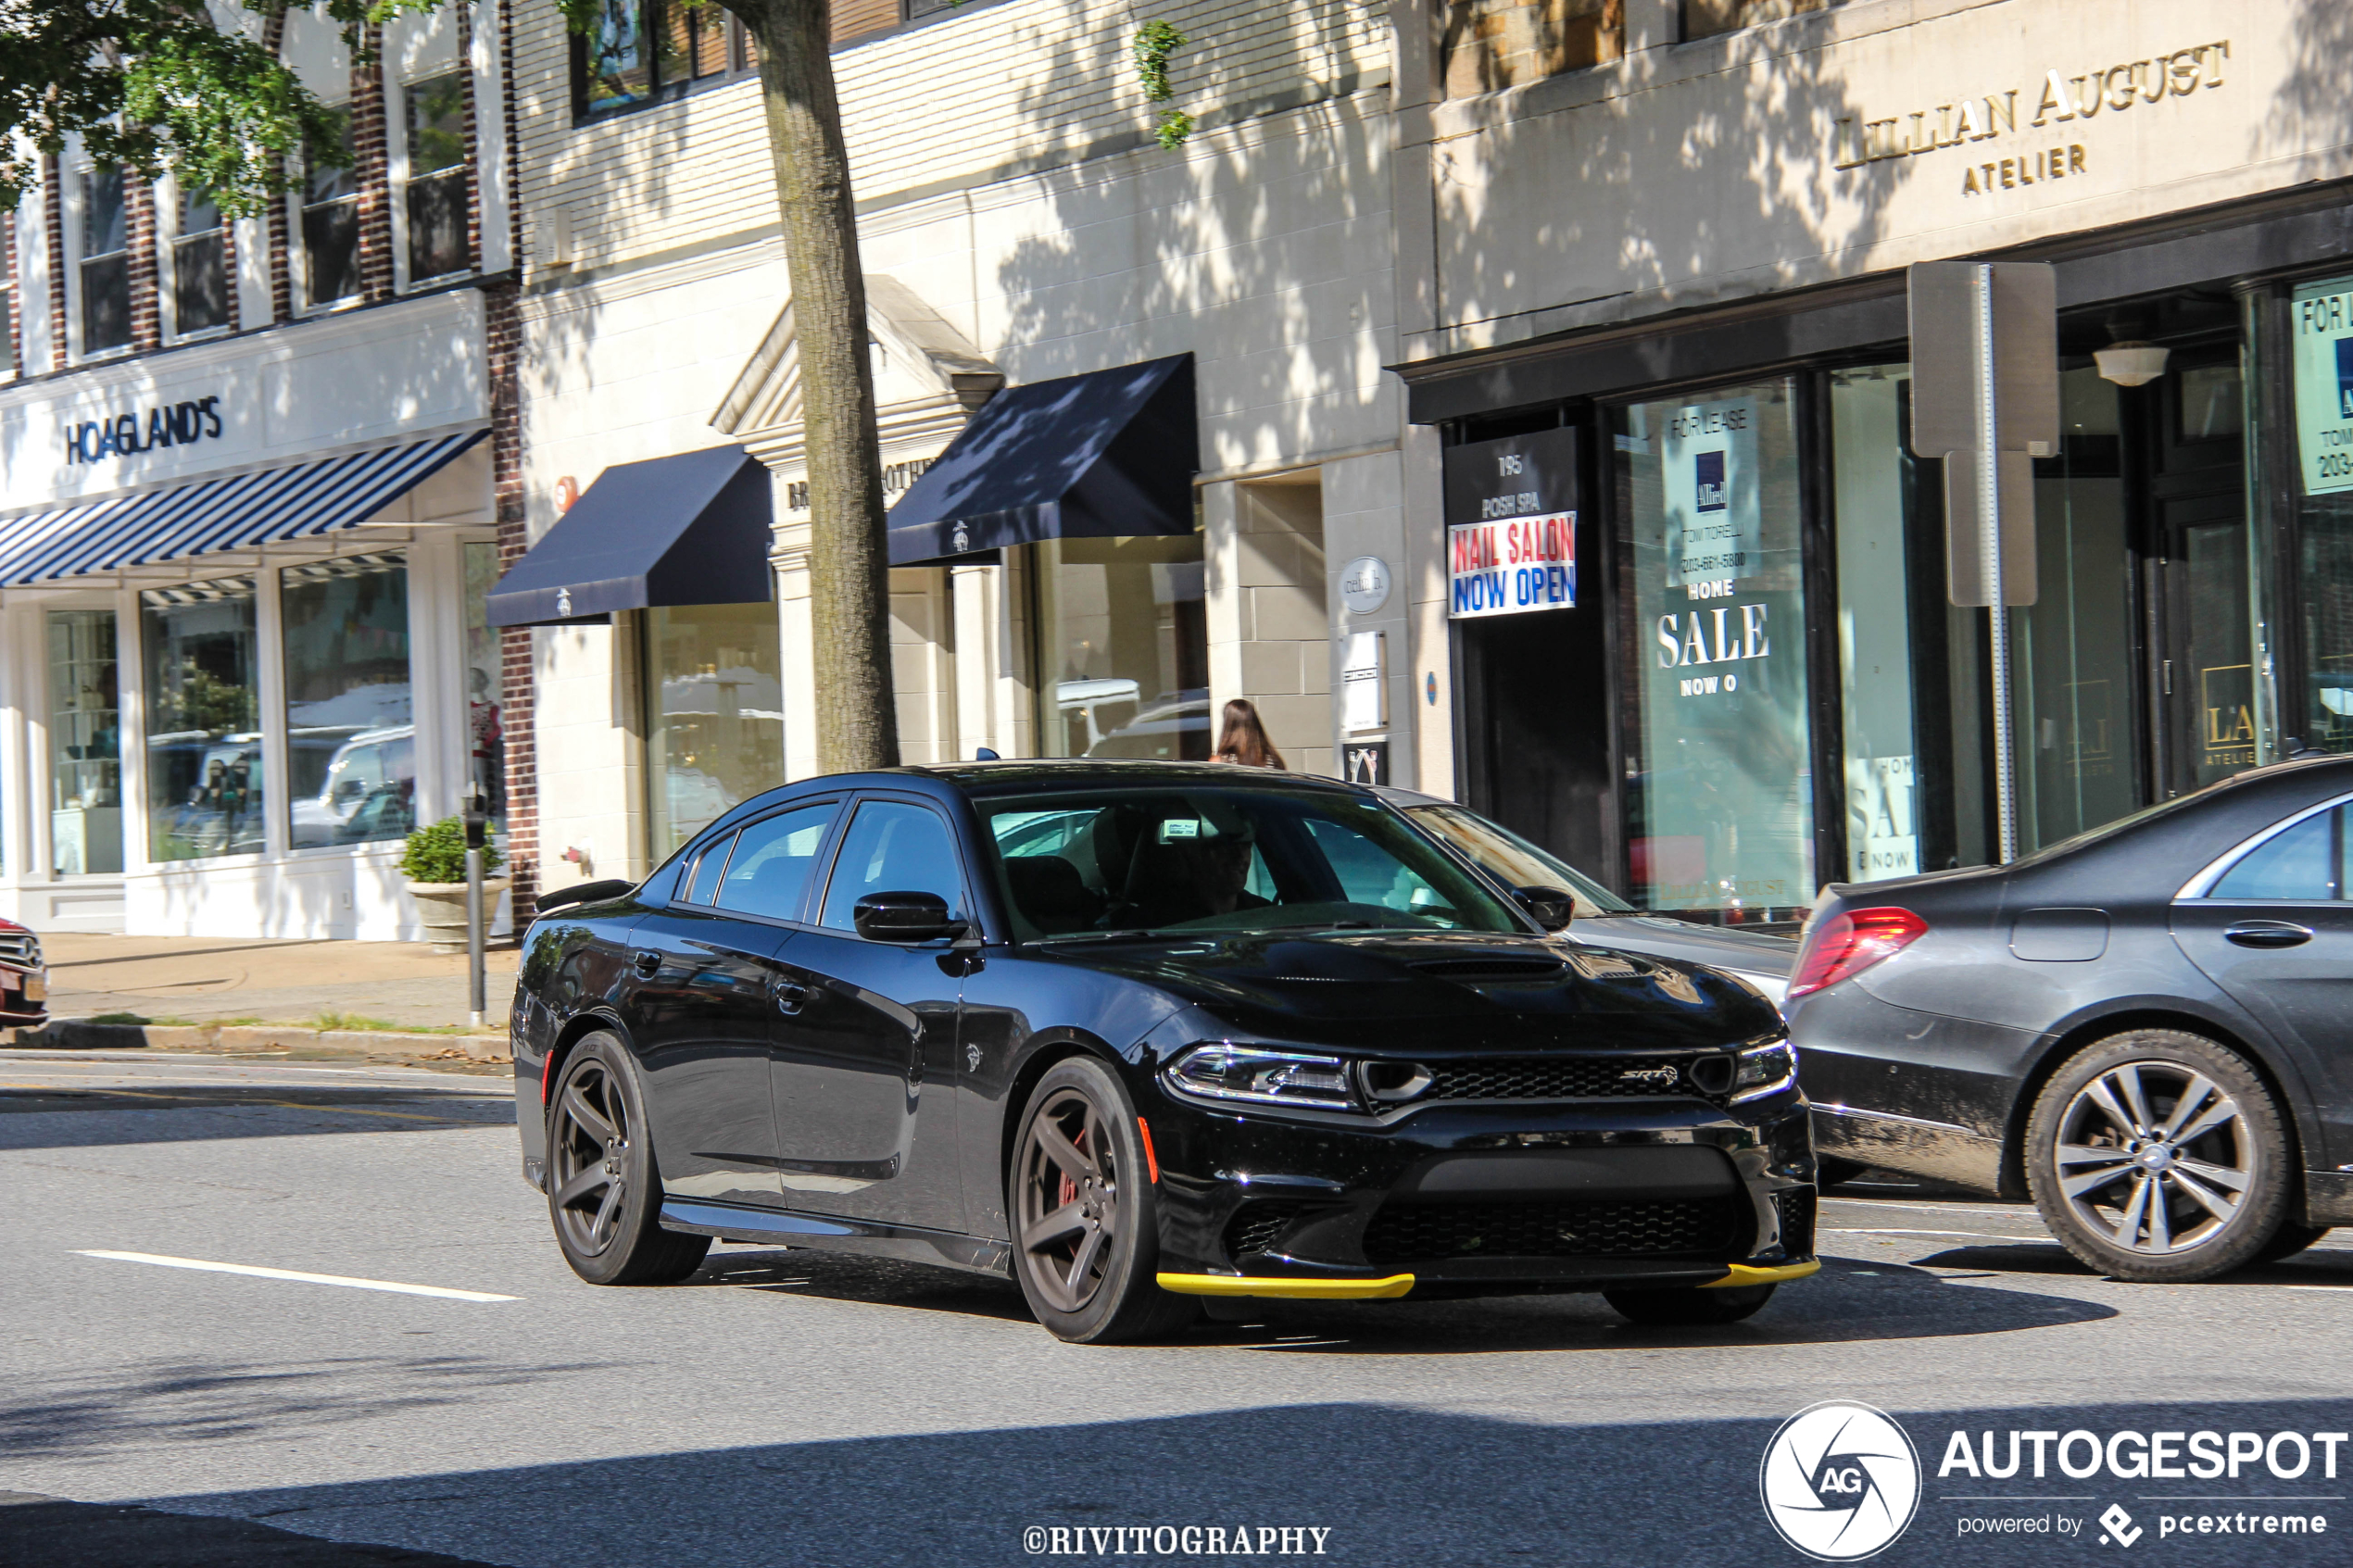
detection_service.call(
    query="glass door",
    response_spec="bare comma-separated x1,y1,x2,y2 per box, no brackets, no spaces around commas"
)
2149,349,2253,800
47,608,123,875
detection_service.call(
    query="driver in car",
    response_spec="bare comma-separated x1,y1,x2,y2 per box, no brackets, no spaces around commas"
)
1126,808,1270,927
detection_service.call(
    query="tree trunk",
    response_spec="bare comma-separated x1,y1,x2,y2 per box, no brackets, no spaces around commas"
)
727,0,899,775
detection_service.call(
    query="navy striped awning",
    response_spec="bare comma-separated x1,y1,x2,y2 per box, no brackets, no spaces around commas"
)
0,430,485,588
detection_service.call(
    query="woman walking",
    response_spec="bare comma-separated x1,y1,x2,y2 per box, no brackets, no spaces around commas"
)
1212,698,1287,770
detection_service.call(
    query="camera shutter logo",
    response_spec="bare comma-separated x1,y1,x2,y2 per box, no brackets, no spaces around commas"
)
1758,1401,1920,1561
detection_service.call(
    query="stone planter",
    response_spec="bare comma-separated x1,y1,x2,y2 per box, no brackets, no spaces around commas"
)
407,878,511,954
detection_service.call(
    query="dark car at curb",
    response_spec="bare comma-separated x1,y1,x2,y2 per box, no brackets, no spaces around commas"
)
1370,785,1798,1009
510,761,1818,1342
1789,755,2353,1284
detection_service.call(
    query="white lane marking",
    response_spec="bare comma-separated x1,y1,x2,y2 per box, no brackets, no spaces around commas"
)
73,1250,516,1301
1821,1198,2034,1216
1829,1227,2045,1241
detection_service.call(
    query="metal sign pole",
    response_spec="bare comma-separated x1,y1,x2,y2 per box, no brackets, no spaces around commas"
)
464,784,487,1028
1975,265,2019,865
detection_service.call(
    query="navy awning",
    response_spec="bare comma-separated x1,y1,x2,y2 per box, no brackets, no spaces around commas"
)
0,430,484,587
486,445,774,628
885,353,1196,566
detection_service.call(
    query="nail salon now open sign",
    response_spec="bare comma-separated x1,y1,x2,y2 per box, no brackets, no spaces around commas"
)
1441,426,1579,620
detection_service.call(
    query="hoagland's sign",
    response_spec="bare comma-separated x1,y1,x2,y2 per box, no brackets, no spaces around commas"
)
63,394,226,465
1831,39,2231,195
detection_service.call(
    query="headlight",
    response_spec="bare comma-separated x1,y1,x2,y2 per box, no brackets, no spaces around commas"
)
1730,1039,1797,1103
1165,1044,1356,1110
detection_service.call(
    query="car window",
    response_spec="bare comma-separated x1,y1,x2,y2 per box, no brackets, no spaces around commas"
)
1406,803,1631,916
818,801,964,931
2211,807,2344,900
686,834,736,904
975,785,1525,940
716,802,839,921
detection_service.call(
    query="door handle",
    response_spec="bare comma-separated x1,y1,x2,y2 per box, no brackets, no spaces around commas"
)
773,980,812,1015
2223,921,2313,949
630,948,661,976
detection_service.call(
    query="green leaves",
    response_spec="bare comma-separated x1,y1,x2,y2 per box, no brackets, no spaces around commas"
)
400,815,505,884
0,1,406,216
1132,19,1192,150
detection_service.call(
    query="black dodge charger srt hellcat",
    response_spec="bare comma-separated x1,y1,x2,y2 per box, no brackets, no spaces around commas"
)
510,761,1817,1343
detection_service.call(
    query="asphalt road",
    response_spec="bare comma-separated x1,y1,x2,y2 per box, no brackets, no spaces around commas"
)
6,1049,2353,1567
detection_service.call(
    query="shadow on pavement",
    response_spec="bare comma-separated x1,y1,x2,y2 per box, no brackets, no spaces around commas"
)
0,1087,514,1150
1919,1240,2353,1289
0,1355,609,1461
0,1493,500,1567
680,1247,2116,1350
80,1396,2353,1568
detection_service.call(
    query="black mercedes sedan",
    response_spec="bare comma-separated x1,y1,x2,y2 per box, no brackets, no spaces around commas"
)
511,761,1817,1342
1791,754,2353,1284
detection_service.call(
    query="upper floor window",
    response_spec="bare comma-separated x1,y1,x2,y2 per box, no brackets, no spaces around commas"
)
174,185,228,337
1681,0,1839,42
302,107,359,307
405,73,471,282
576,0,754,118
80,167,132,353
1440,0,1623,97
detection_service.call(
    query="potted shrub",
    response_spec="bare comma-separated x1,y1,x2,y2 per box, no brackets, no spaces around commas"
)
399,816,509,953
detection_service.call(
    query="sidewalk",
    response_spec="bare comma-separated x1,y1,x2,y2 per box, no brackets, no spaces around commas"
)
42,933,522,1033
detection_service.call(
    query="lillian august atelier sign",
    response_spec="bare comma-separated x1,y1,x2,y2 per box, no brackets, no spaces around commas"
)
1831,38,2231,196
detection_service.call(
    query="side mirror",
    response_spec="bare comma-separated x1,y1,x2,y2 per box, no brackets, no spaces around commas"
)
853,890,960,943
1512,884,1578,932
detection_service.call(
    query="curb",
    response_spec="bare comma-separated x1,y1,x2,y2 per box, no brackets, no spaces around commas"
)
13,1017,511,1062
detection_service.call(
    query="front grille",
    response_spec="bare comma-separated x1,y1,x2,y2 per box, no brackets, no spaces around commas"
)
1775,1187,1817,1258
1363,1198,1743,1265
1224,1199,1309,1261
1423,1055,1710,1103
0,933,38,969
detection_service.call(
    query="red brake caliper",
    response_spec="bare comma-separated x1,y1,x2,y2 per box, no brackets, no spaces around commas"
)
1055,1123,1084,1212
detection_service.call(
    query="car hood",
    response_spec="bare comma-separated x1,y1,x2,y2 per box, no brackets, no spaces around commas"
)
1039,927,1780,1052
1570,915,1795,983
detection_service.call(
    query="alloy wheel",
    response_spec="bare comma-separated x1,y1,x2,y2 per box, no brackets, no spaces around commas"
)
2051,1060,2255,1256
550,1058,635,1257
1015,1086,1121,1313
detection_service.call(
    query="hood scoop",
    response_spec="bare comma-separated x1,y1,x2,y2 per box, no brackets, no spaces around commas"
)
1410,955,1568,983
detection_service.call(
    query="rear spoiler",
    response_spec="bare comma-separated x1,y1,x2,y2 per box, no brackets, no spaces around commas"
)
534,878,638,917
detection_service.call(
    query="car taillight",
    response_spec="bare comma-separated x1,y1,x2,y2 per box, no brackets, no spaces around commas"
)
1787,907,1927,1000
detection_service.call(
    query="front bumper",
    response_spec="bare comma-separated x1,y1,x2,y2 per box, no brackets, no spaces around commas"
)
1144,1083,1817,1298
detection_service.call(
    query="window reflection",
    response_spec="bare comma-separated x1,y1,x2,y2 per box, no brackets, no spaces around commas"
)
644,604,784,855
1034,534,1208,761
283,553,413,849
144,579,262,860
48,609,122,874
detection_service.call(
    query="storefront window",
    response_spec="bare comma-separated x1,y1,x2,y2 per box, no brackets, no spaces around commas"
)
1830,366,1923,883
47,609,122,875
644,604,785,856
1614,380,1812,919
282,553,413,849
2014,367,2142,851
143,579,262,860
463,542,506,822
1034,534,1208,760
2291,275,2353,757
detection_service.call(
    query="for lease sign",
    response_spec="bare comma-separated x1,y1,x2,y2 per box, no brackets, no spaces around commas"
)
1448,512,1576,618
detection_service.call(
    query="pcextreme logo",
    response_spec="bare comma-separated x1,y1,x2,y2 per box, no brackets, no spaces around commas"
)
1761,1401,1923,1561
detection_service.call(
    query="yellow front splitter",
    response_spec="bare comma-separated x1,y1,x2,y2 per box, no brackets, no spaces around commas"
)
1703,1261,1821,1288
1156,1272,1416,1300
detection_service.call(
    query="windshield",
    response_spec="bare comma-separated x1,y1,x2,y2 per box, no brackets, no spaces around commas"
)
1405,804,1632,916
977,787,1527,941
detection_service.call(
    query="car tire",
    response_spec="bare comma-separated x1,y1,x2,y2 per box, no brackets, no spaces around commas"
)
547,1032,711,1286
2024,1029,2296,1284
1008,1056,1197,1345
1603,1284,1775,1325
